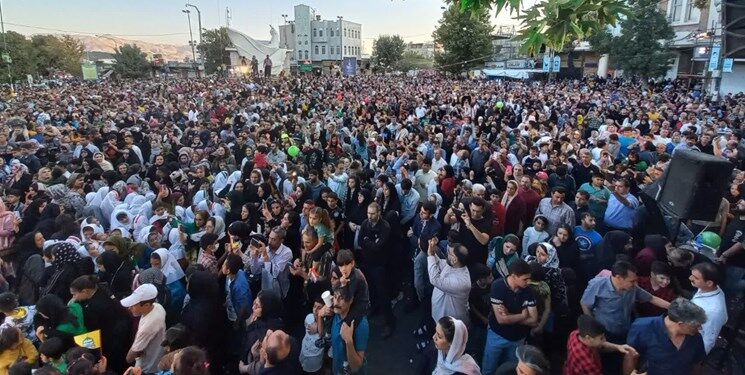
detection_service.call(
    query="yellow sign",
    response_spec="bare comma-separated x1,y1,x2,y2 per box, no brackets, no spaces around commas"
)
74,330,102,349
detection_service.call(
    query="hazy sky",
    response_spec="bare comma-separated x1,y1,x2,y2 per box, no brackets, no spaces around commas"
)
3,0,522,52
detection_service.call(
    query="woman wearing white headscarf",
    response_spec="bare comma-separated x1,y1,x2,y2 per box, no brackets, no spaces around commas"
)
79,217,104,242
100,191,121,228
109,204,133,238
150,247,187,322
432,316,480,375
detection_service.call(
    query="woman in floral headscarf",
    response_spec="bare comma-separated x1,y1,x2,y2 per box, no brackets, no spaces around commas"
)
40,242,85,301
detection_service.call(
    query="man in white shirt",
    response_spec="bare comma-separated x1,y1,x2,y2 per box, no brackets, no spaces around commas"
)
690,262,728,354
427,238,471,325
431,148,448,173
414,158,438,203
121,284,166,374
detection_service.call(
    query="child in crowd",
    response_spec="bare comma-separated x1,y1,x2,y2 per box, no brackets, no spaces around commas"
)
522,215,550,257
299,299,325,374
38,337,67,374
307,207,334,256
564,315,637,375
0,293,36,344
0,324,38,373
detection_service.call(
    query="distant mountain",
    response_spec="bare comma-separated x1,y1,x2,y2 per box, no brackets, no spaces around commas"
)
71,35,193,62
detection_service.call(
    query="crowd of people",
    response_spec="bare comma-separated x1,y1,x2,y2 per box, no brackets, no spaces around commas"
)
0,72,741,375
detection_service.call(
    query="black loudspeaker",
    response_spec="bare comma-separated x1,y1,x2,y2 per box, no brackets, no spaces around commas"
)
657,150,734,221
723,0,745,58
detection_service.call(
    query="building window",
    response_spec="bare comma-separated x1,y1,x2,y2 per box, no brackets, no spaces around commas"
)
330,29,334,37
670,0,683,22
304,50,309,59
344,46,348,55
684,0,700,22
313,28,317,37
315,45,319,54
321,46,326,54
319,29,323,37
344,29,347,37
336,46,341,54
304,40,308,45
298,51,302,60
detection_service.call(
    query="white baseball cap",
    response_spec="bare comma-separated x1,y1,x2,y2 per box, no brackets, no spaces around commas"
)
120,284,158,308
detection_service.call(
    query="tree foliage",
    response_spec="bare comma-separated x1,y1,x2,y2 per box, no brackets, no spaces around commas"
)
372,35,406,71
589,0,675,79
113,44,151,79
459,0,628,56
0,31,38,82
197,27,233,75
432,4,494,74
395,51,435,72
31,34,85,77
0,32,86,82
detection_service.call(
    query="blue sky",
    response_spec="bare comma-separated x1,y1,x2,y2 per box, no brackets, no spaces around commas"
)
4,0,521,51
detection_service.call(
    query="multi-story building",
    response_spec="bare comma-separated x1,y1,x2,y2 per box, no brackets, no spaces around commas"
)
404,42,437,59
279,4,362,71
659,0,745,94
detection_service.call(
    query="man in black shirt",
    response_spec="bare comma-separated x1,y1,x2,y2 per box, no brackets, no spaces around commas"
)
481,260,537,374
571,149,600,187
358,202,395,337
445,197,491,265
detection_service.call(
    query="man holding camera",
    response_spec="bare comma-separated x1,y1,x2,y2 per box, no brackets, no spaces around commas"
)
248,227,293,299
444,197,492,265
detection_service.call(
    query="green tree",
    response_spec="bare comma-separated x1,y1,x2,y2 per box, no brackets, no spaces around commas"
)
197,27,233,75
0,31,37,82
395,51,435,72
459,0,628,56
432,4,494,74
31,34,85,77
590,0,674,79
113,44,151,79
372,35,406,71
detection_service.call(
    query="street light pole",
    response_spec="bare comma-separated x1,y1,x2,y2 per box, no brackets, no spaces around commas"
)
185,3,202,44
182,10,196,61
0,0,13,90
182,9,197,77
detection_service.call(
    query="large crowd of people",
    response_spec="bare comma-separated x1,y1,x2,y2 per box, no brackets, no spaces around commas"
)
0,73,742,375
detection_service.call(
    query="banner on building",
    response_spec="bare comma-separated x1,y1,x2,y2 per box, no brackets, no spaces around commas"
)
342,57,357,76
709,44,721,72
723,58,734,73
542,54,551,72
552,56,561,72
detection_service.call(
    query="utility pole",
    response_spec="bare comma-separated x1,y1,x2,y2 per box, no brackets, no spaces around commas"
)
182,9,197,77
0,0,13,91
185,3,202,44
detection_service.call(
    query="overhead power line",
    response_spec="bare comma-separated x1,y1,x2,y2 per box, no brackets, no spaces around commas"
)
3,21,188,37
